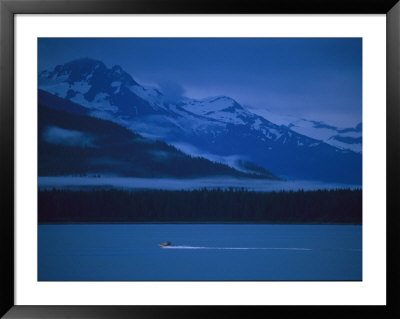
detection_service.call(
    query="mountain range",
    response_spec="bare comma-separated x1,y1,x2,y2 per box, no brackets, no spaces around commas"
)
248,108,362,154
38,58,362,184
38,93,277,179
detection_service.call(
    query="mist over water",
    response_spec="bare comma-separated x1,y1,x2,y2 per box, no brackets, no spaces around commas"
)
38,176,361,192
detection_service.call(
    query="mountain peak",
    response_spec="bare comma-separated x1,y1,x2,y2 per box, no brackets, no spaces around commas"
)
39,58,166,116
56,58,106,82
65,58,105,69
41,58,138,87
202,95,237,104
195,96,244,112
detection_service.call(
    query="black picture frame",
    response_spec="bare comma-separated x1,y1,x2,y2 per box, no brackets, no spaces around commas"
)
1,0,399,318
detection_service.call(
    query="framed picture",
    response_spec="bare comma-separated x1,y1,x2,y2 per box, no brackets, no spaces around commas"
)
1,0,399,318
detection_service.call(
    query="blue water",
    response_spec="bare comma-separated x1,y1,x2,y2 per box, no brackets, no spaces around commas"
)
38,224,362,281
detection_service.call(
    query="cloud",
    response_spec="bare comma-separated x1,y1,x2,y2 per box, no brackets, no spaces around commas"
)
169,141,249,169
43,126,96,148
147,150,174,161
157,80,185,104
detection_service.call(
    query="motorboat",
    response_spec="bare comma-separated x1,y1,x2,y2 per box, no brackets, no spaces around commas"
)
159,241,171,247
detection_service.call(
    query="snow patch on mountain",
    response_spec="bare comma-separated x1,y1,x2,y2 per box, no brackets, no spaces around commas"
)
72,92,117,112
248,108,361,153
181,96,251,125
40,81,70,99
129,84,164,110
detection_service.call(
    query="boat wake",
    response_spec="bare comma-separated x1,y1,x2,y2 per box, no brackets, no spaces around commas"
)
162,246,312,251
161,246,362,252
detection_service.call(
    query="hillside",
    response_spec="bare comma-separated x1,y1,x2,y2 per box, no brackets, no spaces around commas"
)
38,102,278,179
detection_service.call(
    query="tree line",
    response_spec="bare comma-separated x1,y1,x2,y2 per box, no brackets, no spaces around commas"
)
38,188,362,224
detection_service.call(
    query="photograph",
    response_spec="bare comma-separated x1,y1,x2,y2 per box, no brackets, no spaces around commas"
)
37,37,362,281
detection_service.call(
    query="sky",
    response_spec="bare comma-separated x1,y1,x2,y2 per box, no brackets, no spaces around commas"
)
38,38,362,127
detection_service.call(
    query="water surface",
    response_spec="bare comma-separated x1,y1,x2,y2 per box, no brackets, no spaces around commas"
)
38,224,362,281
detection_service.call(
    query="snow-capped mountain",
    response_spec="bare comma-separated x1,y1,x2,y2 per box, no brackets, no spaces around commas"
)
38,94,278,179
39,58,167,115
247,108,362,153
38,58,362,184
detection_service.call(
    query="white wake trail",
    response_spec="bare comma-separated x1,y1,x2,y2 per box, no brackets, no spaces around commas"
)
162,246,313,251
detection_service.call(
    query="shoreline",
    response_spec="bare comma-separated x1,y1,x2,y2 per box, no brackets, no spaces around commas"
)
38,221,362,226
38,176,362,193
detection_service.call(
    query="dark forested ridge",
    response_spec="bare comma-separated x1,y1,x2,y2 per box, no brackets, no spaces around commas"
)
38,189,362,224
38,103,278,179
